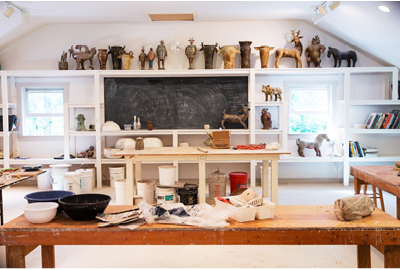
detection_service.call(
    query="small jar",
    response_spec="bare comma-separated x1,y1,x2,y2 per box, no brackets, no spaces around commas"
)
147,120,153,131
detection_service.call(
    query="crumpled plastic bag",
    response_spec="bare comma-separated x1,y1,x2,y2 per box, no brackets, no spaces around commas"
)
265,142,280,150
334,194,375,221
139,201,233,229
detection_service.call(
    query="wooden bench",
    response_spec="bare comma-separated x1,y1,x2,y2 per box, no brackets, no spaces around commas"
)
1,205,400,268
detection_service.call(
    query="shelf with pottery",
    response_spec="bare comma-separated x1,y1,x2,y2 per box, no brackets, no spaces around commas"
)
101,130,174,136
254,101,283,107
98,69,251,78
9,158,96,165
255,129,283,135
176,129,250,135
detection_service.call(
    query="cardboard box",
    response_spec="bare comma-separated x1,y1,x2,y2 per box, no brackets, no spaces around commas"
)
211,130,230,149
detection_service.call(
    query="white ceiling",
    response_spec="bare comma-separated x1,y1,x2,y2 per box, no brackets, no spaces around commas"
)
0,1,399,67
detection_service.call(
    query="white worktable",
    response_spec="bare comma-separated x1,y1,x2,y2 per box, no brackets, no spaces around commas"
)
115,147,290,205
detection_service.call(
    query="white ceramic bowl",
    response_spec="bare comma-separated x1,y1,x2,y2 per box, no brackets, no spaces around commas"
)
144,137,163,148
104,147,123,159
101,121,121,131
115,138,136,149
21,202,58,223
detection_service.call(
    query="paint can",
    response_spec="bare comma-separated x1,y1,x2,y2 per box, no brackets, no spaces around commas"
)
115,179,127,205
76,169,93,193
177,184,198,205
63,172,81,195
156,186,177,204
137,179,156,204
37,169,52,190
109,167,125,188
158,165,176,186
50,164,71,191
229,172,248,194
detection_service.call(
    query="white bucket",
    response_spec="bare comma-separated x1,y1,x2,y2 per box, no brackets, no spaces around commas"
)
37,169,52,190
156,186,177,204
63,172,81,195
109,167,125,188
158,166,176,186
50,164,71,191
76,169,93,193
115,179,127,205
137,180,156,204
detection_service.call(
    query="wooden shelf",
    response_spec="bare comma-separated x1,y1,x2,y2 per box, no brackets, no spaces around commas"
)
9,158,96,165
339,100,400,106
101,159,173,165
348,155,400,162
349,128,400,134
278,156,344,163
69,131,96,136
0,103,16,109
101,130,174,136
255,129,283,135
254,101,283,107
68,103,95,108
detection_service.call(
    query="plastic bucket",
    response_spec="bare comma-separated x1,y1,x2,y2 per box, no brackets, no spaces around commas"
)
137,179,156,204
115,179,127,205
37,169,52,190
76,169,93,193
156,186,177,204
158,165,176,186
50,164,71,191
109,167,125,188
63,172,81,195
177,184,198,205
229,172,248,194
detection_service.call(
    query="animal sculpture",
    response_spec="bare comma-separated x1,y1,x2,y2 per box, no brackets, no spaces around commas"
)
305,35,326,68
262,85,282,101
327,47,357,67
221,104,249,129
68,45,96,70
275,29,303,68
261,108,272,130
296,134,330,157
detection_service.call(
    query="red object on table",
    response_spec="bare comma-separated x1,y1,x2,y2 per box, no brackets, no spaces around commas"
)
234,144,266,150
229,172,248,194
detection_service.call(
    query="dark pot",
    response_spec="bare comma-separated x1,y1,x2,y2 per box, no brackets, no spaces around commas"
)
108,45,125,70
239,41,252,68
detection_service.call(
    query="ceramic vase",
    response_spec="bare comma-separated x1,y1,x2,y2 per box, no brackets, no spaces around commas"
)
200,44,218,69
218,46,240,69
108,45,125,70
58,62,68,70
239,41,252,68
97,49,108,70
118,51,134,70
254,46,275,68
147,120,153,131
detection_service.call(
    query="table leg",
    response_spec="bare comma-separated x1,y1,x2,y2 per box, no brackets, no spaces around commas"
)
357,245,371,268
262,160,269,198
6,246,25,268
384,245,400,268
270,158,278,204
135,161,142,183
354,177,363,195
41,245,55,268
0,189,3,226
125,158,134,205
198,155,206,204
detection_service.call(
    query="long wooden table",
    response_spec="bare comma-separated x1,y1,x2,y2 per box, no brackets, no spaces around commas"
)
1,205,400,268
115,147,290,205
351,165,400,219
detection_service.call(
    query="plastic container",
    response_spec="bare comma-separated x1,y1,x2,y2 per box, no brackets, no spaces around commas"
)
214,197,256,222
63,172,81,195
255,200,276,220
229,172,248,194
115,179,127,205
37,169,52,190
158,165,176,186
50,164,71,191
76,169,93,193
137,179,156,204
177,184,198,205
24,190,75,214
21,202,59,223
109,167,125,188
207,168,228,199
156,186,177,204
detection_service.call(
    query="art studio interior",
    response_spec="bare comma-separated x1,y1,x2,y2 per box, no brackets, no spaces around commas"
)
0,1,400,268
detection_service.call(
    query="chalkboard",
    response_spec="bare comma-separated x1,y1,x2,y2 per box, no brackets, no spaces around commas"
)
104,77,248,129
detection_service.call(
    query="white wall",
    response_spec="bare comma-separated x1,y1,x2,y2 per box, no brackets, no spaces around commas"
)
0,20,387,180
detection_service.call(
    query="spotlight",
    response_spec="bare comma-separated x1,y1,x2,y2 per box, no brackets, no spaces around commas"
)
21,10,30,24
312,13,324,24
317,5,328,16
378,5,390,12
329,1,341,11
3,4,15,18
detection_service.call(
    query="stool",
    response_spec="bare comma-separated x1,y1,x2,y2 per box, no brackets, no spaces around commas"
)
362,184,385,212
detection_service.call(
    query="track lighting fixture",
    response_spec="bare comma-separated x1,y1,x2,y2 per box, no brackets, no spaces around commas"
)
317,4,328,16
329,1,341,11
311,1,340,25
3,1,30,24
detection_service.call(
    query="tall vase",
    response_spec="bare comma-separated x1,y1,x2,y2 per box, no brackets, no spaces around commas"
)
97,49,108,70
200,43,218,69
254,46,275,68
108,45,125,70
239,41,252,68
218,45,240,69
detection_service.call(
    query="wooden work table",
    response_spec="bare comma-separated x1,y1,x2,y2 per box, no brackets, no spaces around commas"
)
1,205,400,268
115,147,290,205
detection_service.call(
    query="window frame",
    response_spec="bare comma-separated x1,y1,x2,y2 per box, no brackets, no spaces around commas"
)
17,83,69,137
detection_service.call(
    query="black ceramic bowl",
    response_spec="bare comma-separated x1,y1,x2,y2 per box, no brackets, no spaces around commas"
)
58,194,111,221
24,190,75,213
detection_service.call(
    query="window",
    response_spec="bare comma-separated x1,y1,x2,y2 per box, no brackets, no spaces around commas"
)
22,88,64,135
289,85,331,134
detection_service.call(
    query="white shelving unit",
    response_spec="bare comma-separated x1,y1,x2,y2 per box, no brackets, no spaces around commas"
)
0,67,398,187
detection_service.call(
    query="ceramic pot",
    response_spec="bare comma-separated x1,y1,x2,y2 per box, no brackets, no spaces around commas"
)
118,51,134,70
115,138,136,149
143,138,163,147
103,148,123,159
97,49,108,70
101,121,121,131
58,62,68,70
200,43,218,69
218,46,240,69
135,137,144,150
108,45,125,70
147,120,153,131
254,46,275,68
239,41,252,68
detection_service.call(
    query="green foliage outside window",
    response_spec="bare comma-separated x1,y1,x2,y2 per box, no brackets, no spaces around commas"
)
289,114,328,133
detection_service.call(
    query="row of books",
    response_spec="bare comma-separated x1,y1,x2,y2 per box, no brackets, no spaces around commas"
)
349,141,364,157
364,110,400,129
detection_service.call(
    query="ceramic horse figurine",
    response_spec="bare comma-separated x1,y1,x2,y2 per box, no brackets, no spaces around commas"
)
296,134,330,157
327,47,357,67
